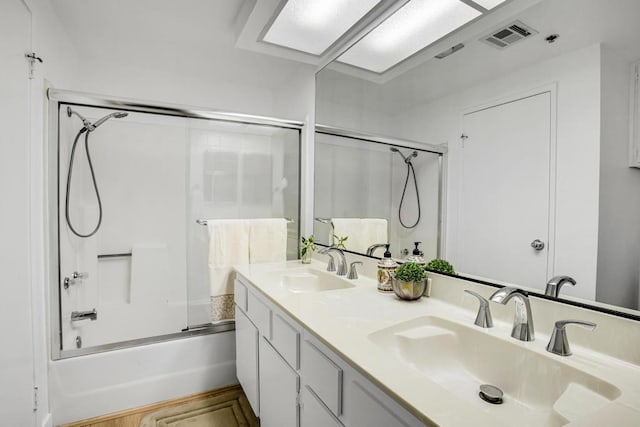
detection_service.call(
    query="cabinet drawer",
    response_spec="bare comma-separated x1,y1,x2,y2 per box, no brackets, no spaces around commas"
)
302,340,343,417
272,312,300,370
234,279,248,312
247,290,271,338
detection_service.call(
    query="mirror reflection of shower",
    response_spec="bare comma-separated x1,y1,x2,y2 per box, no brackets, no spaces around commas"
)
390,147,421,229
65,106,128,238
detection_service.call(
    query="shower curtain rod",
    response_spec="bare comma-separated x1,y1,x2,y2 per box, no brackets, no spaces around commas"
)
196,218,294,226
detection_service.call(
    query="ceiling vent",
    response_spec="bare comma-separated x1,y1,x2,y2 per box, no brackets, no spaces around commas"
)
480,20,537,49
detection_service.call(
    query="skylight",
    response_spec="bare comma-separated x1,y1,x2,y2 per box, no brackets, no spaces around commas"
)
262,0,382,56
472,0,508,10
338,0,481,73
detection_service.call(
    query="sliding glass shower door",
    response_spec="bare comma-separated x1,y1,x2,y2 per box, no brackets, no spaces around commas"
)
54,102,300,356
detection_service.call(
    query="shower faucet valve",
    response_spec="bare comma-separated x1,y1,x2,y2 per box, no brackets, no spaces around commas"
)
64,271,88,289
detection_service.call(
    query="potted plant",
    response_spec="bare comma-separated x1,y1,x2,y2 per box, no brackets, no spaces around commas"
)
425,259,455,275
392,262,427,301
332,234,348,250
300,235,316,264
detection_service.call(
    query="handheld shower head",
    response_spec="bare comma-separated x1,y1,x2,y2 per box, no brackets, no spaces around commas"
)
67,107,128,132
92,111,129,129
391,147,418,164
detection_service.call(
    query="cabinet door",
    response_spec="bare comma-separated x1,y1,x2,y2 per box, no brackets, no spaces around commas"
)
235,305,260,416
259,336,299,427
349,380,414,427
300,386,343,427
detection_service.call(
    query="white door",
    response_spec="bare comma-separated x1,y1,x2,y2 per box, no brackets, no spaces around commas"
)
457,92,552,290
0,0,36,424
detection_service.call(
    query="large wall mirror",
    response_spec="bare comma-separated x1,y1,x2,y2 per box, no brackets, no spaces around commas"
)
313,127,444,260
315,0,640,316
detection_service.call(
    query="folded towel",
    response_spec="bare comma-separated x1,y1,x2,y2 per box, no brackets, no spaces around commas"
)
332,218,388,253
361,218,388,253
332,218,361,252
207,219,250,322
249,218,287,264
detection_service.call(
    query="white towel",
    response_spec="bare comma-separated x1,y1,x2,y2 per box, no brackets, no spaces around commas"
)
249,218,287,264
207,219,250,297
332,218,388,253
361,218,388,253
332,218,362,252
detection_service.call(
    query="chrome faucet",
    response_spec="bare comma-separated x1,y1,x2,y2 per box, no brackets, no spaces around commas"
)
464,290,493,328
366,243,387,257
490,287,535,341
319,247,347,276
546,319,596,356
545,275,576,297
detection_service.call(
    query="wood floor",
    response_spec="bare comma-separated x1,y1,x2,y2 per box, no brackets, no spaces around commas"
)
59,385,258,427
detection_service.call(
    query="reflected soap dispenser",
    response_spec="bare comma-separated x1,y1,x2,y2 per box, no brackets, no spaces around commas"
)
377,244,397,293
405,242,426,266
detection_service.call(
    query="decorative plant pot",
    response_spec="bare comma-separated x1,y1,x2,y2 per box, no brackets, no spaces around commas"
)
392,279,426,301
301,248,313,264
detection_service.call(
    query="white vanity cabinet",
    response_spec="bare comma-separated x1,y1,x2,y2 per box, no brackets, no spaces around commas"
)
234,274,427,427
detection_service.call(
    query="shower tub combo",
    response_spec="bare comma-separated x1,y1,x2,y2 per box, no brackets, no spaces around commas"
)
48,89,302,359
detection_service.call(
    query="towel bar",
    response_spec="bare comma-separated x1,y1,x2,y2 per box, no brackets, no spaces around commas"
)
196,218,294,226
97,252,132,259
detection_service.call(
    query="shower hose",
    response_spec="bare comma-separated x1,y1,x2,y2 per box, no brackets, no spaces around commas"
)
398,160,421,229
65,128,103,238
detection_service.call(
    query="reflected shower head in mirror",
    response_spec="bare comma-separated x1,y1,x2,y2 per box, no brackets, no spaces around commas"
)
390,146,418,164
390,147,421,229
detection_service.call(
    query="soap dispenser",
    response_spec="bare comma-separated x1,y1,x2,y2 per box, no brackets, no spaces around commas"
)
405,242,426,266
377,244,397,293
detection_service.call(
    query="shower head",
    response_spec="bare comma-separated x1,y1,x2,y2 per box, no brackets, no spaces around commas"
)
67,106,128,132
67,106,93,132
390,146,418,164
92,111,129,130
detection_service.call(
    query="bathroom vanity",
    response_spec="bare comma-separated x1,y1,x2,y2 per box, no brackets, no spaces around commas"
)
234,260,640,426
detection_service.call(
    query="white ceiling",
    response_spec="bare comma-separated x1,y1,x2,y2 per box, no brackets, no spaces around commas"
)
50,0,640,114
49,0,312,88
318,0,640,114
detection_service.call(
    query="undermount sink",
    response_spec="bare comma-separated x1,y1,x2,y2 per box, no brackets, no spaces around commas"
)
369,316,621,426
266,267,356,293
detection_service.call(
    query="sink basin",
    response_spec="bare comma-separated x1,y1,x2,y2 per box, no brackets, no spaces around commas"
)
369,316,621,426
266,267,355,293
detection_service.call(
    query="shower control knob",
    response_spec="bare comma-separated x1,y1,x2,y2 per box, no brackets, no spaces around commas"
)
64,271,88,289
530,239,545,251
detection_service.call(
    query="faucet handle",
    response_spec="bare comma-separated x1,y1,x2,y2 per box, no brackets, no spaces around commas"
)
347,261,363,279
318,247,336,271
546,319,596,356
464,290,493,328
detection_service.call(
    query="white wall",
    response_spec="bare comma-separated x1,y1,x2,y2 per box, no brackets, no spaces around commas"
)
596,47,640,309
390,44,602,300
6,1,317,425
46,57,315,426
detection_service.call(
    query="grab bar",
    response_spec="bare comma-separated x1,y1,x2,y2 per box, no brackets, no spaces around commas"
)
196,218,294,226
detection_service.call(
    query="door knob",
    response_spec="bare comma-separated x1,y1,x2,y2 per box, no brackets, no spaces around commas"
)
531,239,545,251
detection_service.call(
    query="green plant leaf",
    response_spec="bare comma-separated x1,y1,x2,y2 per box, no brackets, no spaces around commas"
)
395,262,427,282
425,259,455,275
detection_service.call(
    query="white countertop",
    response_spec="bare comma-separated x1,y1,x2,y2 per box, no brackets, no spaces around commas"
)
234,260,640,426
